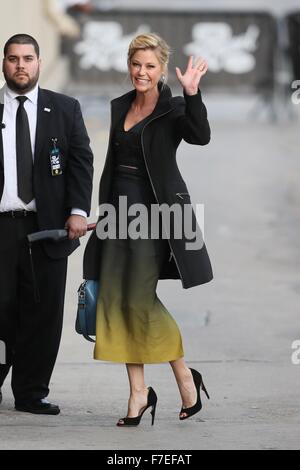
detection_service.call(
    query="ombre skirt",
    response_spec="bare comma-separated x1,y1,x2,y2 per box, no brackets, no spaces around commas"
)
94,166,184,363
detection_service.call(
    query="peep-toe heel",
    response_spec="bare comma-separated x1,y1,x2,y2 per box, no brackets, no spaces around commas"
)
117,387,158,427
179,368,210,421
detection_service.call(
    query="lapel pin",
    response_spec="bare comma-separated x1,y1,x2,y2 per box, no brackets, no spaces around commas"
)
44,108,51,113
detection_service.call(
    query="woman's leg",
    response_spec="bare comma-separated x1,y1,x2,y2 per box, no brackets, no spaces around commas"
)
170,358,197,419
117,363,149,423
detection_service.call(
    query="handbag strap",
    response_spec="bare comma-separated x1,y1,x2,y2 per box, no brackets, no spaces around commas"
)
78,282,95,343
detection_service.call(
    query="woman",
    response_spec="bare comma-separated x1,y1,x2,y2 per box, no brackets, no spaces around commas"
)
83,33,213,426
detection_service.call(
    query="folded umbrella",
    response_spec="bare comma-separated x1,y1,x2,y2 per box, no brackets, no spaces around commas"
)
27,223,97,243
27,223,97,302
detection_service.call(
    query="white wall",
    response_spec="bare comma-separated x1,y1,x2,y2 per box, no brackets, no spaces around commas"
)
0,0,68,90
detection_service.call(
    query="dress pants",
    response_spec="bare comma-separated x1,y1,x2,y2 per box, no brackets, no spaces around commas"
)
0,214,68,403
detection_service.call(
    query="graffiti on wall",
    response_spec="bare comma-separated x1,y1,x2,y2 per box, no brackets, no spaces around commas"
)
74,21,150,72
184,23,260,74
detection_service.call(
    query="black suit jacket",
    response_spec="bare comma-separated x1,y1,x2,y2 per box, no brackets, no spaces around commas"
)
0,87,93,259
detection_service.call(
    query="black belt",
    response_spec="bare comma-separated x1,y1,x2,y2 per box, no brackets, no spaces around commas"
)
0,210,36,218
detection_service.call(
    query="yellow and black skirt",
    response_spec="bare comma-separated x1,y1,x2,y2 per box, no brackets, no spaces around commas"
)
94,167,184,364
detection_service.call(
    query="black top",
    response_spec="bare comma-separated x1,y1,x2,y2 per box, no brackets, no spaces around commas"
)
112,113,150,177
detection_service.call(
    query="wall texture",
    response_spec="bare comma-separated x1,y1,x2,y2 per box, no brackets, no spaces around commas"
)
0,0,68,90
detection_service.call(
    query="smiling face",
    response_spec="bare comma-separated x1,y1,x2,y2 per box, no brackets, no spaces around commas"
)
129,49,164,94
2,43,41,94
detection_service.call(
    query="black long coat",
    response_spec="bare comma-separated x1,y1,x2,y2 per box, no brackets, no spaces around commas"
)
83,84,213,288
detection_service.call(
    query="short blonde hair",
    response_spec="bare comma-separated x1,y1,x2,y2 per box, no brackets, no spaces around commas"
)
128,33,170,79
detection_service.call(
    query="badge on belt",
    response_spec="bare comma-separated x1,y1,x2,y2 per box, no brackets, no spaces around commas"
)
50,138,63,176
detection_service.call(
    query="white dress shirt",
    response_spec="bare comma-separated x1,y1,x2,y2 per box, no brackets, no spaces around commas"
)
0,84,86,218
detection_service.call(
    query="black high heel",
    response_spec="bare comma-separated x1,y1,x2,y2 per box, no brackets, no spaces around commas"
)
179,368,210,420
117,387,158,427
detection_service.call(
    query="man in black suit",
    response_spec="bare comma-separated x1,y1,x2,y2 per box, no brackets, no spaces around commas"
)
0,34,93,414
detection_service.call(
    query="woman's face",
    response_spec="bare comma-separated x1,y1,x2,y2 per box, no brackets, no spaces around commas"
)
129,49,164,94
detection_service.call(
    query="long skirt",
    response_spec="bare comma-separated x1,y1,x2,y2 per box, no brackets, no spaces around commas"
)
94,167,184,363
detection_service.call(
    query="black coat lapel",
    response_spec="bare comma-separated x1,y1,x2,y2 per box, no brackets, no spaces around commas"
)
111,84,174,132
111,90,134,130
34,88,52,163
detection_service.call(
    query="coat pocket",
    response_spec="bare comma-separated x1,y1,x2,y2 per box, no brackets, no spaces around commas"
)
175,192,191,200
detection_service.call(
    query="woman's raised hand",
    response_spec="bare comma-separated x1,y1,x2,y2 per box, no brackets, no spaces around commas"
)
176,56,208,96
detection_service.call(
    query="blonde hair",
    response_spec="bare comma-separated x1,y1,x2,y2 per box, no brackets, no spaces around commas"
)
128,33,170,81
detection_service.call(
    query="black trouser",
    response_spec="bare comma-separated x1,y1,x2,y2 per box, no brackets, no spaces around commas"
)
0,214,67,403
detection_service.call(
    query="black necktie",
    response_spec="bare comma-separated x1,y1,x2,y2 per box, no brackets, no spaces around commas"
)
16,96,34,204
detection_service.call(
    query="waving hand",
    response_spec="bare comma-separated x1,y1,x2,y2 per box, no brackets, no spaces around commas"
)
176,56,208,96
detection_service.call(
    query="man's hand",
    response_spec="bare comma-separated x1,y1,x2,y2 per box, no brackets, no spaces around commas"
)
65,215,88,240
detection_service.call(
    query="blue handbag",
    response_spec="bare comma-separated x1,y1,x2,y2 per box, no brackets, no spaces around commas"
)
76,280,99,342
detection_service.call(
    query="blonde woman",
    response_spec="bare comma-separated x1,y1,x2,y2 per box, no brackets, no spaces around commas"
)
84,33,213,426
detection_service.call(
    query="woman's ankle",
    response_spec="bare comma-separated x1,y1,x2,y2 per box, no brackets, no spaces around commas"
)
130,385,148,396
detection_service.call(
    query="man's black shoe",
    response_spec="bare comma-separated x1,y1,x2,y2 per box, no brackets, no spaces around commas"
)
15,399,60,415
0,388,2,404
